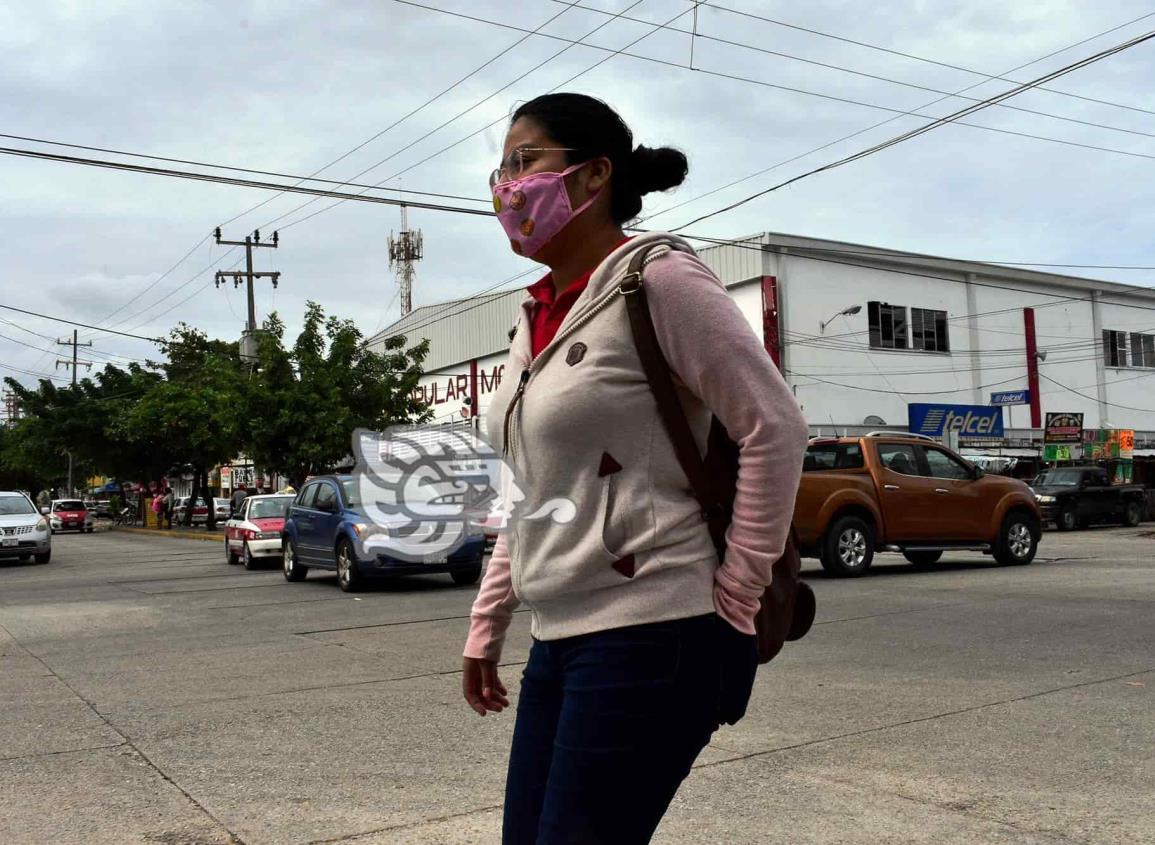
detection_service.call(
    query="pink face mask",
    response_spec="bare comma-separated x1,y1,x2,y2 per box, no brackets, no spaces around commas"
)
491,162,598,257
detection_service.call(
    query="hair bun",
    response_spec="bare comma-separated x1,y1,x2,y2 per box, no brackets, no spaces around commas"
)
629,144,688,195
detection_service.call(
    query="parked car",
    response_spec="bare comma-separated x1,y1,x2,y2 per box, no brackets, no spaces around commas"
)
91,500,113,519
224,494,294,570
47,499,94,534
0,491,51,564
1030,467,1146,530
794,433,1041,576
173,497,209,525
212,497,232,523
281,474,486,591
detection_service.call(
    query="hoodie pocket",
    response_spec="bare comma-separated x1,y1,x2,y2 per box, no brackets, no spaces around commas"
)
597,472,625,560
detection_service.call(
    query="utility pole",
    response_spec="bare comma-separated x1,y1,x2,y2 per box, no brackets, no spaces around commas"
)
56,329,93,385
2,390,21,427
214,228,280,363
388,206,423,316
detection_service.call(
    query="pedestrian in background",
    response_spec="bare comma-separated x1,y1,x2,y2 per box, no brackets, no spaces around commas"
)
229,483,248,517
162,487,175,529
462,93,808,844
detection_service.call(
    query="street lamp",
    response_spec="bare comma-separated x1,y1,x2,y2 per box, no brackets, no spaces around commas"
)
819,304,862,333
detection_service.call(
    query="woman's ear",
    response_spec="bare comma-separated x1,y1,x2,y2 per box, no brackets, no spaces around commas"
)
584,156,612,193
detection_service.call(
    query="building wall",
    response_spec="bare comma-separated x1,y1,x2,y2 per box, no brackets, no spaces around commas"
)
699,239,1155,436
380,233,1155,439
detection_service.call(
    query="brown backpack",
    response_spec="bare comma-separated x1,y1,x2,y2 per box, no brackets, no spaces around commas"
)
620,245,815,664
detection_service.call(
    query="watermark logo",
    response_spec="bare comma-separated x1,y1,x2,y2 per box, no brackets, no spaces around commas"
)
350,426,574,563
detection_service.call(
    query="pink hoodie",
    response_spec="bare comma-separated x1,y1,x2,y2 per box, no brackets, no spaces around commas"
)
465,233,808,662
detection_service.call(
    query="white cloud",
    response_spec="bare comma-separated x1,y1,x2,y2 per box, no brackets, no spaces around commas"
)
3,0,1155,385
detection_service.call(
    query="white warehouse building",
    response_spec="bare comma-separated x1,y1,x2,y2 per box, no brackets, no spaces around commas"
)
368,232,1155,461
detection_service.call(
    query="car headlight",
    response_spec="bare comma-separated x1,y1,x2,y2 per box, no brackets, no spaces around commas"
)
1035,495,1056,504
36,518,47,531
351,523,368,537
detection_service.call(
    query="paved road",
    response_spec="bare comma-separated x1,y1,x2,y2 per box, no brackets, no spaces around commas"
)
1,527,1152,844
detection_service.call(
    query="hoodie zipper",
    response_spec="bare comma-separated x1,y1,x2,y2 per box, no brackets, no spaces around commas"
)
501,246,670,462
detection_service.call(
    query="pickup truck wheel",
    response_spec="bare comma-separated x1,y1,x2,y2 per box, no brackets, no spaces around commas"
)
821,516,874,577
994,512,1039,566
903,550,943,567
1057,505,1078,532
1123,500,1143,527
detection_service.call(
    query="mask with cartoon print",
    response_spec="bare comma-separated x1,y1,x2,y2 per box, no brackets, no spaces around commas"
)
491,162,598,257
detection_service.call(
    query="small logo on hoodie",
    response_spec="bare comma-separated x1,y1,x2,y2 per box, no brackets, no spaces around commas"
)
566,342,587,366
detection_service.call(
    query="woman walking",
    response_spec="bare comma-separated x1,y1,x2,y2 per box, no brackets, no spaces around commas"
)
463,93,809,844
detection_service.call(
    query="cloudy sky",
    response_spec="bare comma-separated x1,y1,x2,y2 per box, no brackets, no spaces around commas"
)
3,0,1154,389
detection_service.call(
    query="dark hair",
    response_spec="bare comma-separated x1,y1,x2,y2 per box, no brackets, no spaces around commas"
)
511,93,688,224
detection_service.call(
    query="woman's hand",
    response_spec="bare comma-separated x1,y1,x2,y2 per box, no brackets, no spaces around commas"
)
463,657,510,716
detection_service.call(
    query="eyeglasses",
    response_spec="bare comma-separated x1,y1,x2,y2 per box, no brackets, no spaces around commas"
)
489,147,576,188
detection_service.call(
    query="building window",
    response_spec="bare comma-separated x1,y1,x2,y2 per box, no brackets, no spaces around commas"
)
911,308,950,352
868,302,908,350
1103,329,1129,367
1131,332,1155,368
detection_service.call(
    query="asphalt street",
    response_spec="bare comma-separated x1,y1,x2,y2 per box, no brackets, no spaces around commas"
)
0,527,1152,844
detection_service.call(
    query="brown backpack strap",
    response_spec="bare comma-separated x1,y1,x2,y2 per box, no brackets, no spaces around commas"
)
620,245,718,519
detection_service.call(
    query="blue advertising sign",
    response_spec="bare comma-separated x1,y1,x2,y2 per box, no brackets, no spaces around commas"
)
990,389,1030,406
908,403,1004,438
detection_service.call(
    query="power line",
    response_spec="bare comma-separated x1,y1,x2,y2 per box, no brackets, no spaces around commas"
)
794,372,1027,396
0,147,495,217
78,5,583,345
212,1,583,233
643,9,1155,225
394,2,1155,180
0,360,67,383
259,0,668,234
549,1,1155,141
104,249,240,337
671,27,1155,231
1039,372,1155,412
694,0,1155,118
0,303,163,342
0,133,493,206
675,235,1155,324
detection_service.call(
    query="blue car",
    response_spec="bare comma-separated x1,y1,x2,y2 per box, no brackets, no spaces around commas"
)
281,474,486,592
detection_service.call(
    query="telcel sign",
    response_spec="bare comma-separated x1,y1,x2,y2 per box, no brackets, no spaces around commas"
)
908,403,1004,439
990,389,1030,406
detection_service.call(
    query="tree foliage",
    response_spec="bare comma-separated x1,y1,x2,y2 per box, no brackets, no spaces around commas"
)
244,302,431,487
1,303,431,517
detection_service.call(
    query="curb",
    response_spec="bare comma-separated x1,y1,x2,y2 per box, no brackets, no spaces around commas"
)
111,526,225,544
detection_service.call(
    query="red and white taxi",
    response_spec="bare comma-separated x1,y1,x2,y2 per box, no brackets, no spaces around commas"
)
48,499,93,534
224,494,294,570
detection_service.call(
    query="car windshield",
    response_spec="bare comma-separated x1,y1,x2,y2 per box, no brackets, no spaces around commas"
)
340,480,361,509
249,498,293,519
1033,469,1083,487
53,500,85,511
0,495,35,516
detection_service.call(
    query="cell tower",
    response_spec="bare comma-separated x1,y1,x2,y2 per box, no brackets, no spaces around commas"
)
388,205,423,316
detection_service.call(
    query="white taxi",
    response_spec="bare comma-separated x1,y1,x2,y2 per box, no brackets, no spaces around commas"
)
224,494,294,570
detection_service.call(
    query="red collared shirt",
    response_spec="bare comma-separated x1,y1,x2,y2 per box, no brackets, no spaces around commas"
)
526,239,632,358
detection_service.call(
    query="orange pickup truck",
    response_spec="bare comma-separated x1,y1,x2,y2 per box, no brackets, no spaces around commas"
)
794,433,1041,576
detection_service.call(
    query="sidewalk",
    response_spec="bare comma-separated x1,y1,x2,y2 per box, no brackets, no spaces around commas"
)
111,524,224,543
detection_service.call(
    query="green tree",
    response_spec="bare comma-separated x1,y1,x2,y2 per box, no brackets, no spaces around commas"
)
124,325,247,528
244,302,430,488
2,365,173,504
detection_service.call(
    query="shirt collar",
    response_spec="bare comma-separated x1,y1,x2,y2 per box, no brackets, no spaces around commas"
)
525,236,634,307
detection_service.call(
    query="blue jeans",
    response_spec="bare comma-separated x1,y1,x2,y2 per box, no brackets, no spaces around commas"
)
503,613,757,844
